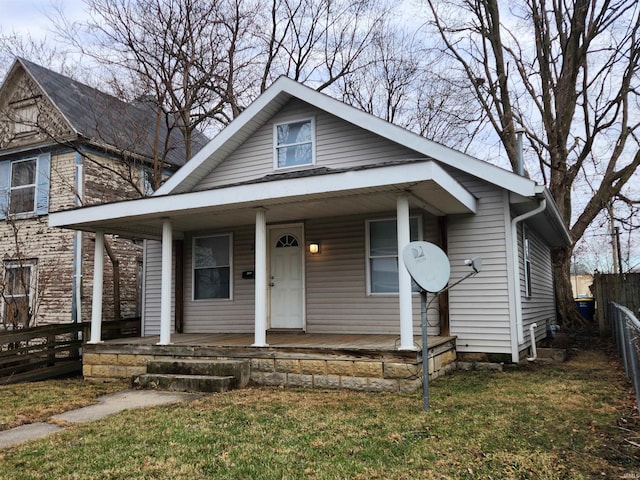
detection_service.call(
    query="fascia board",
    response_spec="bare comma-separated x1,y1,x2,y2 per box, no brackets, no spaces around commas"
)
540,187,573,246
49,160,476,228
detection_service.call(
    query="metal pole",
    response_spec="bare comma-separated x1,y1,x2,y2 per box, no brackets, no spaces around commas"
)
615,226,623,274
421,290,429,412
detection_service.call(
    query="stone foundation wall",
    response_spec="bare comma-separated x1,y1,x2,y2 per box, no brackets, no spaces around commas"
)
83,345,458,393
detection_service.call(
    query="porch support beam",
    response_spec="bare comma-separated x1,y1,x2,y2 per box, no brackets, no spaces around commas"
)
88,230,105,344
397,194,415,350
158,219,173,345
253,208,269,347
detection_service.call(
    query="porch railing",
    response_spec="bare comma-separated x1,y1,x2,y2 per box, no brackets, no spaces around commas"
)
609,302,640,412
0,318,141,385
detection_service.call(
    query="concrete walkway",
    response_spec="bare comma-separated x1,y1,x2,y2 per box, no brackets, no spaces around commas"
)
0,390,198,449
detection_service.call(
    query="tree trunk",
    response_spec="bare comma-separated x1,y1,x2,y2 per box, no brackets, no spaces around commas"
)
552,245,587,329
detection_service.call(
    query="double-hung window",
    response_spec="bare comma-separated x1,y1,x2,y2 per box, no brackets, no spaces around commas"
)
367,217,421,294
193,234,232,300
3,262,35,328
274,118,315,169
10,159,37,215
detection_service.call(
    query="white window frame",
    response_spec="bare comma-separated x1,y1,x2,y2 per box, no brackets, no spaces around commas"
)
192,233,233,301
9,158,37,215
365,215,422,296
523,225,532,298
2,260,37,328
273,117,316,170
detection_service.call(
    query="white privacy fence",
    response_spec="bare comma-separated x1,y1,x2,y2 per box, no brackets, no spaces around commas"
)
610,302,640,413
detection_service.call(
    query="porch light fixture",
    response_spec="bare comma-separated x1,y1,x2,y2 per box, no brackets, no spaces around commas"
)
309,242,320,254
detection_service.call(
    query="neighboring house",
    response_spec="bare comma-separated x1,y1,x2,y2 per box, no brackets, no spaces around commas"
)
50,77,571,389
571,274,593,298
0,57,205,329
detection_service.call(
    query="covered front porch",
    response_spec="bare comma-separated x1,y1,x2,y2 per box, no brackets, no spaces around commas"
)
51,160,478,354
83,332,457,393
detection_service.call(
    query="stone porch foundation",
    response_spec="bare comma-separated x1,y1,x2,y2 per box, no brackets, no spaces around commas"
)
82,336,457,393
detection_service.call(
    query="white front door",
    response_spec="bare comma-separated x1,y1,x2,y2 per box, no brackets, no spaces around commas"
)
269,225,304,329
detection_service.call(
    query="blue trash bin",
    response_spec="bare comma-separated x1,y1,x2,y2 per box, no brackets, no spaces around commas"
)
575,297,595,321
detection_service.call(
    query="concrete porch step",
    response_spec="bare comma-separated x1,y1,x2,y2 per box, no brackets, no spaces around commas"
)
134,373,235,393
146,359,250,388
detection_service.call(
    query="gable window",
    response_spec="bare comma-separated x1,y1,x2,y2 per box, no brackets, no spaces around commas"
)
10,159,37,215
14,102,38,135
3,261,36,329
523,225,532,297
367,217,421,294
274,118,315,169
193,234,232,300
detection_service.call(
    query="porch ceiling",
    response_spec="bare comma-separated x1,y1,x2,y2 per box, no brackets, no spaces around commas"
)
49,160,477,239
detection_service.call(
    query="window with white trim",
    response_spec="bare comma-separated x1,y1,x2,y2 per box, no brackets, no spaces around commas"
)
367,217,421,294
3,261,36,328
523,225,532,297
274,118,315,169
193,234,232,300
9,158,37,215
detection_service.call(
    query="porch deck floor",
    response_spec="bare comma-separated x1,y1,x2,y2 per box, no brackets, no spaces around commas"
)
104,333,454,353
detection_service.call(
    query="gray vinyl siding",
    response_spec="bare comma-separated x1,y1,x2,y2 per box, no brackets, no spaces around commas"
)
195,99,420,190
177,212,439,336
182,225,256,333
447,177,513,354
305,212,439,336
519,223,556,346
141,240,175,336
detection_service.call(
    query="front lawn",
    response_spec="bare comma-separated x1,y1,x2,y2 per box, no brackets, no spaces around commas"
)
0,378,128,431
0,342,637,479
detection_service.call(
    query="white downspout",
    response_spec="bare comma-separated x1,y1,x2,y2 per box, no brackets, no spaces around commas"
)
73,154,83,324
510,198,546,359
527,323,538,361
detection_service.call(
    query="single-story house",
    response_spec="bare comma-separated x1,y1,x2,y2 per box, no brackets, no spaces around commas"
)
49,76,571,392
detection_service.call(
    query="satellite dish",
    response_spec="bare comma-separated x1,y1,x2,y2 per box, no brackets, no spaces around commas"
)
402,241,451,293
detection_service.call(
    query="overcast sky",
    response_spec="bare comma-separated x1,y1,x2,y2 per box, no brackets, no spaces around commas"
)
0,0,88,39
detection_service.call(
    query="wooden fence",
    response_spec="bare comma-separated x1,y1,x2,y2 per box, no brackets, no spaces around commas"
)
592,273,640,333
0,318,141,385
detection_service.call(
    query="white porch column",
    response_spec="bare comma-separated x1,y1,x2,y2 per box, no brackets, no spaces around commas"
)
158,219,173,345
397,194,415,350
253,208,269,346
88,229,104,344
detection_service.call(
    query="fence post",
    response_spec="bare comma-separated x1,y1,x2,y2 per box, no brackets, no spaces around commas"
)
47,332,55,367
610,302,640,414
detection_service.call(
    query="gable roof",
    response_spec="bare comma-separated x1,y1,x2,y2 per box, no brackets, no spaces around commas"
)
1,58,208,166
156,76,536,197
49,75,572,247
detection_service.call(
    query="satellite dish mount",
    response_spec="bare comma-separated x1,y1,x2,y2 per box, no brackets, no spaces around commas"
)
402,242,482,412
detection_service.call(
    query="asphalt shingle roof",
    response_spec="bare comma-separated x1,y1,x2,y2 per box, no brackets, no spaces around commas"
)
18,58,208,167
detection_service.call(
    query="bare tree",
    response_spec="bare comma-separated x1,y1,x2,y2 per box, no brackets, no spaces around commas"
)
338,20,486,150
52,0,390,137
424,0,640,326
56,0,224,163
